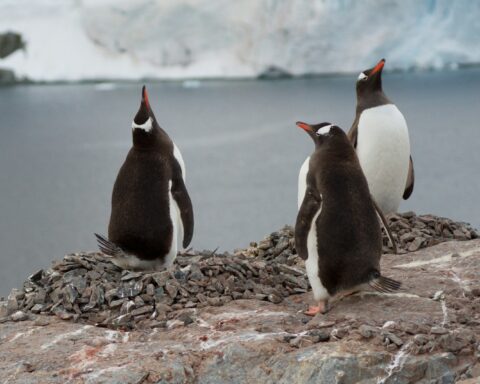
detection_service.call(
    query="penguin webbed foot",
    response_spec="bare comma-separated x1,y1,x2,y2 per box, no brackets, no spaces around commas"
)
305,300,329,316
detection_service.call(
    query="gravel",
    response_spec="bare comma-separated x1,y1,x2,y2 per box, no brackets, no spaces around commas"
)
3,212,478,330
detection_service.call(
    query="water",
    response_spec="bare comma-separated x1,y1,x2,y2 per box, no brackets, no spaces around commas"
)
0,69,479,295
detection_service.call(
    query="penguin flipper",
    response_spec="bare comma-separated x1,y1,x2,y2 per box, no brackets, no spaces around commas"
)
94,233,123,257
171,178,194,248
347,116,359,148
403,156,415,199
371,197,398,254
295,189,322,260
369,274,402,293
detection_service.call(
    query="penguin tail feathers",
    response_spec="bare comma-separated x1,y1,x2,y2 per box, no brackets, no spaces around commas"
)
94,233,122,257
369,274,402,293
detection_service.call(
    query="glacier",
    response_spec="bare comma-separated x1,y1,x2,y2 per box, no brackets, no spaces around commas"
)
0,0,479,81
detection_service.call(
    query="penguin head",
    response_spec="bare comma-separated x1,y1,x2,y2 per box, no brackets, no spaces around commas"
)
131,86,165,148
356,58,385,95
296,121,345,146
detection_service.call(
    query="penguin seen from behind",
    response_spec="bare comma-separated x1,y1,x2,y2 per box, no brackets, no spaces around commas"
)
95,86,193,271
295,121,400,315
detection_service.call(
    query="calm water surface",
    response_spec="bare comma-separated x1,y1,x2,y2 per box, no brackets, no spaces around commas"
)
1,69,479,295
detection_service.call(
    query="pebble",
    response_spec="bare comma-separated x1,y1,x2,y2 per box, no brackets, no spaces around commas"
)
7,212,478,330
359,325,377,339
382,331,403,347
11,310,28,321
431,326,449,335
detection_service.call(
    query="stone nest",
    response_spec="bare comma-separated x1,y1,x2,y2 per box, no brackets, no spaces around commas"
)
2,212,478,330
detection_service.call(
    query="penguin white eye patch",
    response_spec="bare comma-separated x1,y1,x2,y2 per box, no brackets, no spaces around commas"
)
132,117,153,132
358,72,368,81
316,125,333,136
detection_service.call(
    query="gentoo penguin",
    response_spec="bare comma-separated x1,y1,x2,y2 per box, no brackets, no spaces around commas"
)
295,121,401,315
95,86,194,270
348,58,414,214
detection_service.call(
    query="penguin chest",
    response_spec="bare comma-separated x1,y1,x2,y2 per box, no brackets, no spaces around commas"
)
356,104,410,213
304,200,330,301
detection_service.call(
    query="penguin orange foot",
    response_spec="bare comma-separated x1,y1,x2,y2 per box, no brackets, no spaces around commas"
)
305,300,329,316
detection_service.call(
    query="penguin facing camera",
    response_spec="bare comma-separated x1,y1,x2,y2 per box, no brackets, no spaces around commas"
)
348,58,414,214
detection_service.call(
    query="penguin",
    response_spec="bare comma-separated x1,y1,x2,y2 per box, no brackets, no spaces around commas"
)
95,86,194,271
295,121,401,315
348,58,414,214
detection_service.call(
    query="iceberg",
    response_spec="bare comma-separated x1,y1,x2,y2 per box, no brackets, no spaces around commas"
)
0,0,479,81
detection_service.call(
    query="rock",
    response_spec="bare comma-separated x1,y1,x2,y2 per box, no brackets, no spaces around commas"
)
383,331,404,347
289,335,314,348
1,232,480,383
431,326,449,335
359,324,377,339
438,332,471,352
267,293,282,304
0,31,24,59
0,214,479,381
307,329,330,342
10,310,28,321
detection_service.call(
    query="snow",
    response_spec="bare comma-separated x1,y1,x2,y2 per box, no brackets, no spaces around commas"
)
1,0,479,81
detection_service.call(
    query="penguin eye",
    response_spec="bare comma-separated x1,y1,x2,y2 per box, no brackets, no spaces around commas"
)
316,125,333,136
358,72,368,81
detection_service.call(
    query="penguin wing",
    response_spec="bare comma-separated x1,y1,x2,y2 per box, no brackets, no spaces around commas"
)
371,197,398,254
403,156,415,199
347,116,359,148
171,176,194,248
295,188,322,260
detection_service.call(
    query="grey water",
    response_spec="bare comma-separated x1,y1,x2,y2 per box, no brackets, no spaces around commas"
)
0,68,479,295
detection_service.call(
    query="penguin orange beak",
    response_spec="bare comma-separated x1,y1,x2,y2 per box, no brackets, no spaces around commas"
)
296,121,313,132
371,59,385,75
142,85,151,111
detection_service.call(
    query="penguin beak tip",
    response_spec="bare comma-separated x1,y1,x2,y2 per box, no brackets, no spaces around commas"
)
371,59,385,75
142,85,150,110
296,121,312,132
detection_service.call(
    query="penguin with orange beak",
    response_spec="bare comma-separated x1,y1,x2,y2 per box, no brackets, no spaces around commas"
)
95,86,194,270
295,121,400,315
348,59,414,214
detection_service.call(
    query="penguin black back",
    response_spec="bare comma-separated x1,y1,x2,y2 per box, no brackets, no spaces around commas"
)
295,122,400,314
103,86,194,267
305,123,382,292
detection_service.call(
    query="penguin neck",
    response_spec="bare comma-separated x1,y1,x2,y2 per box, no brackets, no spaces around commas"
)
316,138,356,162
132,127,170,151
356,89,391,114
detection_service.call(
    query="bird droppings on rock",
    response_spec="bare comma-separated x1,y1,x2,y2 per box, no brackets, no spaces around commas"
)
0,212,479,380
0,234,480,383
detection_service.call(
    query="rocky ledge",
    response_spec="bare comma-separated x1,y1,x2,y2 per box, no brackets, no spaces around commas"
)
0,213,479,383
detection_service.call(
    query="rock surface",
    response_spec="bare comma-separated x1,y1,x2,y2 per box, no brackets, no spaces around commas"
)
1,220,480,382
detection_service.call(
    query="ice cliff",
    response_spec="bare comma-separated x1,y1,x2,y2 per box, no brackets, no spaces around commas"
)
0,0,479,81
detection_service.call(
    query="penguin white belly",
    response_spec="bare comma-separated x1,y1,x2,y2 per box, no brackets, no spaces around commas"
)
356,104,410,213
297,157,310,209
304,202,330,301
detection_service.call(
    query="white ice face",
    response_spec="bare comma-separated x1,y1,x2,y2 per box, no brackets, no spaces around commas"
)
316,124,333,136
358,72,368,81
132,116,153,132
